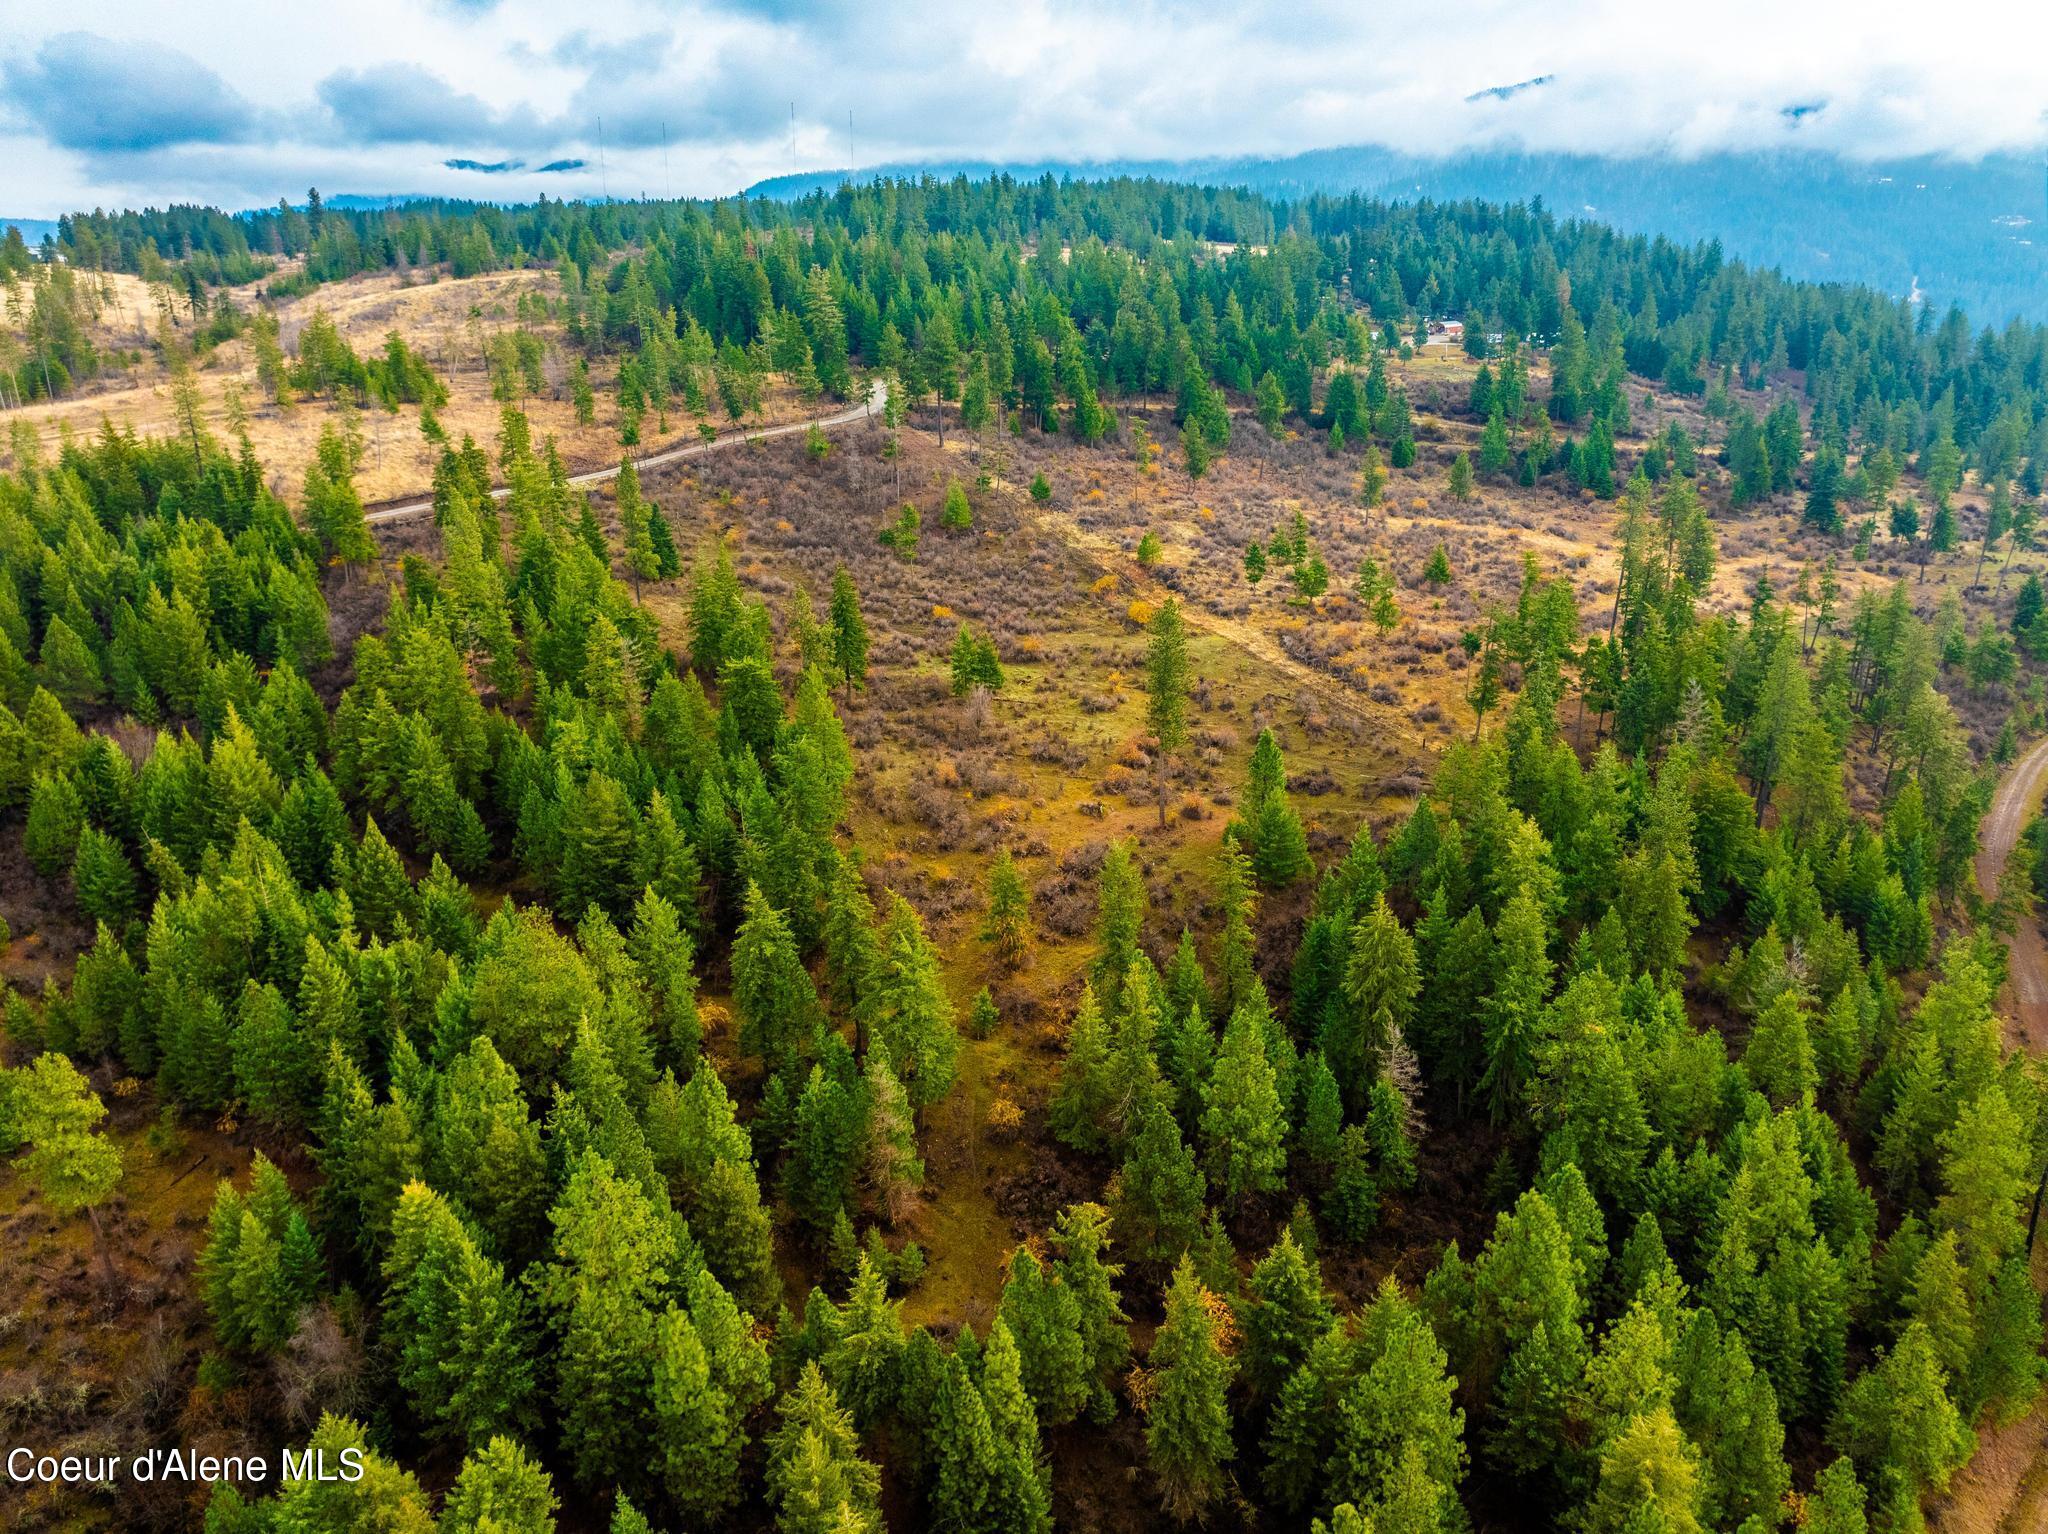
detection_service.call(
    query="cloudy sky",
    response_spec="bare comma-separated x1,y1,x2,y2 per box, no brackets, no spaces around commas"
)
3,0,2046,216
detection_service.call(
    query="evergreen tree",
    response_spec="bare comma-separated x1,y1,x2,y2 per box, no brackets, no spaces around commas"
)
981,848,1031,971
651,1303,745,1522
1091,840,1147,1010
784,1061,865,1234
1147,1256,1238,1522
439,1437,559,1534
732,883,820,1074
1049,983,1115,1155
999,1246,1092,1427
1147,598,1191,827
828,567,869,700
1480,889,1551,1123
1582,1408,1702,1534
767,1362,884,1534
1331,894,1420,1110
383,1182,535,1447
1448,451,1475,503
1243,1228,1334,1402
1806,1457,1869,1534
1829,1321,1973,1510
863,1041,924,1224
1116,1102,1207,1264
871,893,959,1110
1201,1002,1288,1200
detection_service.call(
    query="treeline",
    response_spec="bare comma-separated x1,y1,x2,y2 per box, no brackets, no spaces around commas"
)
44,175,2048,500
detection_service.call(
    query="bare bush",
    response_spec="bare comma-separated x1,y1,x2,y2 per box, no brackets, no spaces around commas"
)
271,1303,370,1432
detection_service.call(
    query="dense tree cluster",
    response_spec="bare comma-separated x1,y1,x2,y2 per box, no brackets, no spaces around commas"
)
29,174,2048,521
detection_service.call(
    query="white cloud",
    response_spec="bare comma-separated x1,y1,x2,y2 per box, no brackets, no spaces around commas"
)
1,0,2044,212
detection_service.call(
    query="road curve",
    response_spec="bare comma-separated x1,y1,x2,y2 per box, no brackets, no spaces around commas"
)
364,379,885,525
1977,732,2048,1052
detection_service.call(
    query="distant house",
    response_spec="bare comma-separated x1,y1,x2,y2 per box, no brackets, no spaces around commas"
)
1441,319,1465,342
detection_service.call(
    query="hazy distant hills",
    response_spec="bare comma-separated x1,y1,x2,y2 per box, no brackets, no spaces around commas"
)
751,148,2048,325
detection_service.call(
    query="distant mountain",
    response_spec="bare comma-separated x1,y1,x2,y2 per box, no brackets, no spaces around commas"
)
749,148,2048,324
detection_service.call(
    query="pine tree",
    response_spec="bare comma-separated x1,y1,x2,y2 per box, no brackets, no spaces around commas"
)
1935,1086,2029,1292
1243,1228,1334,1401
1582,1408,1702,1534
821,850,883,1021
828,566,869,701
982,1317,1054,1534
1116,1102,1206,1263
439,1437,559,1534
1090,840,1147,1010
981,849,1031,971
732,883,821,1074
1041,1202,1127,1422
629,886,702,1070
863,1042,925,1224
999,1246,1092,1427
1296,1048,1345,1179
1330,894,1419,1110
651,1303,745,1523
1201,1003,1288,1200
1480,889,1551,1123
428,1036,550,1267
1460,1189,1589,1474
1672,1308,1788,1530
70,825,136,928
1359,444,1387,508
350,814,415,938
6,1052,123,1286
37,615,103,710
25,772,84,877
383,1181,536,1447
1479,407,1512,477
930,1343,1006,1532
1829,1321,1973,1508
948,624,1004,696
871,894,959,1110
1252,787,1312,887
767,1362,884,1534
1147,1256,1238,1522
1806,1457,1869,1534
532,1152,681,1489
1447,451,1475,502
823,1252,907,1430
1744,991,1819,1107
1147,598,1191,826
267,1416,434,1529
784,1063,865,1234
1049,984,1115,1154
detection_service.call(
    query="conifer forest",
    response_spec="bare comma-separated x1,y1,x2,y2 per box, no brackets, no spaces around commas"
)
3,164,2048,1534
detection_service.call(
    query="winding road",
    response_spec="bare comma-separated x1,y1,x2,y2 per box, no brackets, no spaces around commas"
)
363,380,885,525
1976,733,2048,1052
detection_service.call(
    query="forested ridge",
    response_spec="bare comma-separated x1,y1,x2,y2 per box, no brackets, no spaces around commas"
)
15,173,2048,495
0,172,2044,1534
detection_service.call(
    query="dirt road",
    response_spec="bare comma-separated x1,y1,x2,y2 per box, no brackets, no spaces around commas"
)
1976,733,2048,1052
364,380,885,525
